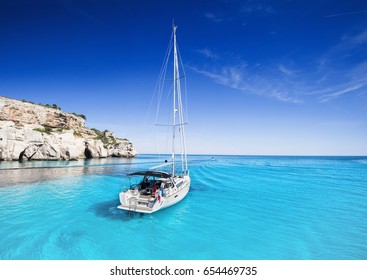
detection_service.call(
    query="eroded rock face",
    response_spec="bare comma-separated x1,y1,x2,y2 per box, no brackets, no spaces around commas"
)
0,96,137,161
0,97,85,130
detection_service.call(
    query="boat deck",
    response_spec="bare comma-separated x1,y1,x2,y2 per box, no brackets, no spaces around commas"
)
117,194,157,213
117,204,153,213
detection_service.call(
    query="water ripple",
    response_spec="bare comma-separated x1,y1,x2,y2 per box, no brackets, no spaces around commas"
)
0,155,366,259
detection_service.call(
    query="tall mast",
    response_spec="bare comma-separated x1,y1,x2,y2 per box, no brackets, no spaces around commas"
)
172,24,177,177
171,23,188,177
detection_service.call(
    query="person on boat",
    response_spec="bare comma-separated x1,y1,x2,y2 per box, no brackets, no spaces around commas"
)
152,185,157,197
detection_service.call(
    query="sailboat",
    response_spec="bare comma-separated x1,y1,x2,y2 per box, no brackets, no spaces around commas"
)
117,24,190,213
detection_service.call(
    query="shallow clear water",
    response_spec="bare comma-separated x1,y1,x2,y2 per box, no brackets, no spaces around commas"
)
0,155,366,259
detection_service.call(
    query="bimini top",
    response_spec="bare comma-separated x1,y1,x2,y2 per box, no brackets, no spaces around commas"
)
128,171,172,179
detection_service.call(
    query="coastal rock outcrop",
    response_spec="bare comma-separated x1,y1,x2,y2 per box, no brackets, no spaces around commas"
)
0,96,137,161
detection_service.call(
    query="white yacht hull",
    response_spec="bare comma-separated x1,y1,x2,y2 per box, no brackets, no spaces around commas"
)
118,175,190,214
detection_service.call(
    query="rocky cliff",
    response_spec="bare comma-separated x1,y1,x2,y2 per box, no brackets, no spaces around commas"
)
0,96,137,161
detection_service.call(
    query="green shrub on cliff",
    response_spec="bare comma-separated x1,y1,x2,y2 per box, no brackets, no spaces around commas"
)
33,127,52,134
73,131,82,138
71,112,86,120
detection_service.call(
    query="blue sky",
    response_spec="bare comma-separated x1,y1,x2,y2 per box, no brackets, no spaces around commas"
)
1,0,366,155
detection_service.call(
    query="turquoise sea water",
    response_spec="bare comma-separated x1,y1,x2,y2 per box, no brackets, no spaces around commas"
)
0,155,366,260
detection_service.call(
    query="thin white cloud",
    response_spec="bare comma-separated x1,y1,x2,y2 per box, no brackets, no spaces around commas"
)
189,67,224,83
196,48,219,60
322,29,367,64
189,65,245,90
271,90,303,104
316,75,328,85
350,29,367,45
204,13,223,23
318,81,367,103
191,50,367,104
278,64,295,76
189,64,302,104
191,27,367,105
308,29,367,102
